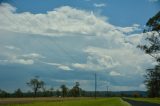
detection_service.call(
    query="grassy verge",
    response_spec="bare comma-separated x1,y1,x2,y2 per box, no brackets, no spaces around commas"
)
3,97,131,106
124,97,160,104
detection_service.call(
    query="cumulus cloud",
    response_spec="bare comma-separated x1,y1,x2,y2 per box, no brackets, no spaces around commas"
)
0,3,139,38
0,3,107,36
72,49,120,71
0,3,154,91
72,41,154,77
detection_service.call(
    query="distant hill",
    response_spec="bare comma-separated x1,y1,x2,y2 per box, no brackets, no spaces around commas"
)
82,91,147,97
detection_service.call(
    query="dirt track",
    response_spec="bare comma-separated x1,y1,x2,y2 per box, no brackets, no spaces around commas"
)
123,98,160,106
0,97,91,105
0,97,61,105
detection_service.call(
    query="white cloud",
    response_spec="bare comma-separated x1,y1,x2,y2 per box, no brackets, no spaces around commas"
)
72,49,120,71
72,41,154,77
4,45,20,50
117,24,140,34
109,71,121,76
148,0,159,2
94,3,106,8
126,33,143,45
21,53,45,59
41,61,72,71
0,3,107,36
0,3,139,38
11,58,34,65
0,3,154,91
0,55,34,65
0,46,44,65
58,65,72,71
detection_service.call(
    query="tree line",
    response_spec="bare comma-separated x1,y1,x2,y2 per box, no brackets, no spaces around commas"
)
0,76,92,98
0,76,146,98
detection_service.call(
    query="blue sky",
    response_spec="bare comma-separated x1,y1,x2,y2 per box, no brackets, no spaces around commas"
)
0,0,159,92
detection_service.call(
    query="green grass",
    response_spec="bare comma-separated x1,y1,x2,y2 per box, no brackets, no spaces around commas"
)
125,97,160,104
5,98,131,106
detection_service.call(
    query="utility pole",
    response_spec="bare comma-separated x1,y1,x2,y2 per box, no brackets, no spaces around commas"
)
95,73,97,99
106,85,109,97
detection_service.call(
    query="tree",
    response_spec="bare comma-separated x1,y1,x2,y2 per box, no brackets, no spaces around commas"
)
49,87,54,96
144,11,160,33
0,89,9,98
43,87,54,97
27,76,45,97
60,84,68,97
132,92,141,98
14,88,23,97
145,66,160,97
56,89,61,97
138,11,160,97
138,11,160,61
71,82,81,97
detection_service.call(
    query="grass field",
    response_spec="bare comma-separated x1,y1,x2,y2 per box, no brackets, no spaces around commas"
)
0,97,131,106
125,97,160,104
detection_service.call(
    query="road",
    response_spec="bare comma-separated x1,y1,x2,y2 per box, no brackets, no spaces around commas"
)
123,98,160,106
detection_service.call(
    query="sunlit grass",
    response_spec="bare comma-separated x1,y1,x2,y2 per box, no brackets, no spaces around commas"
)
5,98,130,106
125,97,160,104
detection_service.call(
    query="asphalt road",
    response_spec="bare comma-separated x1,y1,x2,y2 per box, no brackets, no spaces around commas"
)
123,98,160,106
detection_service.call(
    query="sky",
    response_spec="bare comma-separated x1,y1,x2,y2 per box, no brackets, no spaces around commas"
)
0,0,159,92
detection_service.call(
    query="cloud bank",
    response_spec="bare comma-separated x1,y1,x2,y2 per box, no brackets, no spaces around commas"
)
0,3,155,91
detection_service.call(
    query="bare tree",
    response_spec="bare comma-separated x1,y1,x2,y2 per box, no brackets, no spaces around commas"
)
27,76,45,97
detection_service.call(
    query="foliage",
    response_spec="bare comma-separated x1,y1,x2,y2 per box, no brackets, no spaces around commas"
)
132,92,141,98
71,82,81,97
138,11,160,61
56,89,61,97
13,88,23,97
144,11,160,32
138,11,160,97
145,66,160,97
26,76,45,97
0,89,9,98
60,84,68,97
